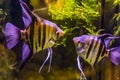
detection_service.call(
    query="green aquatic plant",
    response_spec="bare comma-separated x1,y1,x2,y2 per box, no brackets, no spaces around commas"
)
112,0,120,36
114,25,120,36
48,0,78,20
84,26,104,35
0,28,16,80
49,0,100,20
113,0,120,6
48,0,100,46
0,44,16,80
0,4,7,25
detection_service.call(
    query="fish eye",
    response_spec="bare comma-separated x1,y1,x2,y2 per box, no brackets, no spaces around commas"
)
56,32,59,36
78,41,80,43
56,32,60,38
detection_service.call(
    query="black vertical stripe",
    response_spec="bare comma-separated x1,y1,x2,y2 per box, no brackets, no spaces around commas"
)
86,37,95,59
94,41,104,64
35,33,38,51
93,38,99,50
24,29,28,41
42,23,46,49
89,38,98,64
38,22,41,47
33,21,38,51
29,17,37,51
47,24,50,42
29,19,35,50
35,22,39,51
26,31,30,47
101,46,106,57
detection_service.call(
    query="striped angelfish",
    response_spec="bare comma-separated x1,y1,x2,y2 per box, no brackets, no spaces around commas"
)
73,34,120,80
4,0,64,72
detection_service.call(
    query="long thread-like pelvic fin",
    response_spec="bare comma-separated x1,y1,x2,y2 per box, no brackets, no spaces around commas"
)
77,56,87,80
39,48,53,73
48,48,53,72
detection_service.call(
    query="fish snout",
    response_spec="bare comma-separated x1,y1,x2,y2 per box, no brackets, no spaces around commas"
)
56,30,64,38
73,37,79,45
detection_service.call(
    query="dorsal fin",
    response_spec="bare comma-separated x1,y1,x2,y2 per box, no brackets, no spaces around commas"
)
98,34,114,48
19,0,32,28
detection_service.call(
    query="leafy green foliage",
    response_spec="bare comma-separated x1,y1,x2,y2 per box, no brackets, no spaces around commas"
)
48,0,76,20
49,0,100,22
48,0,101,46
113,13,120,21
113,0,120,6
83,26,104,35
114,25,120,36
112,0,120,36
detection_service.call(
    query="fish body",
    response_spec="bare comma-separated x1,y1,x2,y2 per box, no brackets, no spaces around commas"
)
73,35,109,67
21,16,64,54
73,34,120,80
4,0,64,71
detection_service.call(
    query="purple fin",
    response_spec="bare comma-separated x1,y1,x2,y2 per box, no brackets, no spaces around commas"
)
4,22,20,49
104,36,120,48
98,34,120,48
109,47,120,65
73,35,90,43
19,42,32,70
48,48,53,72
98,33,112,38
98,34,112,48
19,0,32,28
39,48,52,73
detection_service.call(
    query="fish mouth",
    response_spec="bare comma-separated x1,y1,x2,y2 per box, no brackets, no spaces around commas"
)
49,39,56,45
76,47,85,54
56,30,64,38
75,42,86,54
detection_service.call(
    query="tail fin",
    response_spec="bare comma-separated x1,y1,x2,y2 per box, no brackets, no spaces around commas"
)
109,47,120,65
4,23,32,70
4,22,20,49
19,42,32,70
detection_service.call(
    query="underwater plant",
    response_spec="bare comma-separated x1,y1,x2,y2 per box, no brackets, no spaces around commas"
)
0,25,16,80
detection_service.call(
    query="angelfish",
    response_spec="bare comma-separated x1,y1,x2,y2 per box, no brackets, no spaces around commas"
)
4,0,64,72
73,34,120,80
